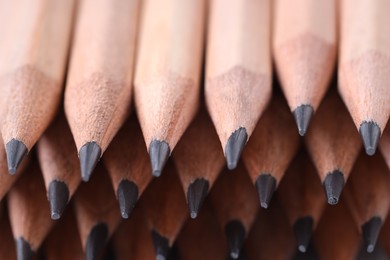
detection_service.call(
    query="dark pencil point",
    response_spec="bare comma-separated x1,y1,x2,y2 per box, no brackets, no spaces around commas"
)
117,180,138,219
187,178,209,219
79,142,101,182
6,139,28,175
255,174,276,209
225,127,248,170
293,216,314,253
149,140,170,177
362,217,382,253
323,171,344,205
359,122,381,156
86,223,108,260
225,220,246,259
48,180,69,220
151,230,170,260
16,237,34,260
293,105,313,136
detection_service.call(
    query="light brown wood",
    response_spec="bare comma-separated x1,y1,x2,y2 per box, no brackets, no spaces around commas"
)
134,0,206,151
339,0,390,134
0,204,16,260
205,0,272,150
0,0,74,150
8,161,54,252
273,0,336,111
380,124,390,170
73,164,121,251
305,89,361,182
172,108,225,200
65,0,140,152
242,92,299,186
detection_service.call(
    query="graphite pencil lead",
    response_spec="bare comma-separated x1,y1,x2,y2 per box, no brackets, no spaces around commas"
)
225,220,246,259
79,142,101,182
6,139,28,174
48,180,69,220
149,140,170,177
293,105,313,136
187,178,209,219
225,128,248,170
362,217,382,253
16,237,34,260
151,230,170,260
86,223,108,260
359,122,381,156
323,171,345,205
117,180,139,219
255,174,276,209
293,216,314,253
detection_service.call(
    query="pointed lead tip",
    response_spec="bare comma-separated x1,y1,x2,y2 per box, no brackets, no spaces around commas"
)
16,237,34,260
225,220,246,259
117,180,138,219
48,180,69,220
6,139,28,175
293,216,314,253
293,105,314,136
255,174,276,209
225,128,248,170
79,142,101,182
323,171,345,205
86,223,108,260
359,122,381,156
151,230,170,260
149,140,170,177
187,178,209,219
362,217,382,253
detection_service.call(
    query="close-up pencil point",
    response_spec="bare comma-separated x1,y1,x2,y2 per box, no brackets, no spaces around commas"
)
79,142,101,182
323,170,344,205
255,174,276,209
293,105,313,136
16,237,34,260
362,217,382,253
225,220,246,259
151,230,169,260
293,216,314,253
225,128,247,170
117,180,138,219
187,178,209,219
6,139,28,175
48,180,69,220
86,223,108,260
149,140,170,177
360,121,381,156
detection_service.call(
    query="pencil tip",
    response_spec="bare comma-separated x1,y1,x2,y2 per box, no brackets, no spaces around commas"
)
362,217,382,253
225,220,246,259
225,128,248,170
86,223,108,260
293,105,313,136
16,237,34,260
6,139,28,175
149,140,170,177
293,217,314,253
255,174,276,209
151,230,169,260
79,142,101,182
187,178,209,219
48,180,69,220
323,171,345,205
117,180,138,219
359,122,381,156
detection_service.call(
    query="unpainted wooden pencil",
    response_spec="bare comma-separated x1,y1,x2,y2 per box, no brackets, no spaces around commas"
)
103,116,152,219
64,0,140,181
172,108,225,219
0,0,75,173
0,204,16,260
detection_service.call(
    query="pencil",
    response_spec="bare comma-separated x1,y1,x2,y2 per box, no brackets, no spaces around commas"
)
205,0,272,169
273,0,337,135
139,161,188,260
379,123,390,170
0,204,16,260
134,0,206,177
64,0,140,181
103,115,152,219
277,150,326,253
73,164,121,260
209,164,258,259
305,89,361,205
343,151,390,253
0,0,75,173
313,201,361,260
172,108,225,218
37,112,81,220
339,0,390,155
242,91,299,208
8,160,54,260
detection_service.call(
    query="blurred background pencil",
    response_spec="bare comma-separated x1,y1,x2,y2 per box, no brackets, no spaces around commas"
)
380,124,390,170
